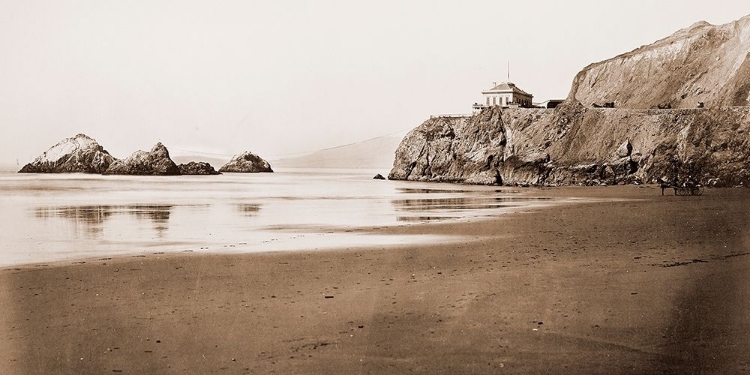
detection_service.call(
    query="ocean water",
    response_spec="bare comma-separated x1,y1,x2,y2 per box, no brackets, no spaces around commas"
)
0,169,559,267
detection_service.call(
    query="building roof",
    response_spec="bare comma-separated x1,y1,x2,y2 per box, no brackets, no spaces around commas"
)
482,82,532,97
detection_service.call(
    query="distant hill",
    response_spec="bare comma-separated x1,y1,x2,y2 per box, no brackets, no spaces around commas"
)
271,135,404,170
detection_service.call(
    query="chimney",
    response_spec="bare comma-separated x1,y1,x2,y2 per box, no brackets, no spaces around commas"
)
492,81,497,87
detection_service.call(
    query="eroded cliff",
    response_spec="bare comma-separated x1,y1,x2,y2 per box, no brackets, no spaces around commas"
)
389,103,750,187
570,15,750,109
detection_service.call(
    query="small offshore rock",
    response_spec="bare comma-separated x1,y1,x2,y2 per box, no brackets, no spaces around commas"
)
373,173,386,180
178,161,220,175
219,151,273,173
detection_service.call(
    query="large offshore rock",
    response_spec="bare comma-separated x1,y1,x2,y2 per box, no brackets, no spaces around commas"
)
103,142,180,175
219,152,273,173
178,161,220,175
19,134,115,173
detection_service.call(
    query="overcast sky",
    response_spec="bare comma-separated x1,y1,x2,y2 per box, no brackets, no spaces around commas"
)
2,0,750,169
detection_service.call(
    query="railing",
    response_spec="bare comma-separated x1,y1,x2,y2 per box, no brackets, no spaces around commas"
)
430,114,471,119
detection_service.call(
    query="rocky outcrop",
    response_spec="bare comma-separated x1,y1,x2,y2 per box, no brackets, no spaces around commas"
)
103,143,180,175
219,152,273,173
390,14,750,187
569,15,750,109
19,134,115,173
178,162,220,175
389,103,750,187
388,111,508,185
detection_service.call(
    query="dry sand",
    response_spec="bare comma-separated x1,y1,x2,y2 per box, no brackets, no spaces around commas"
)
1,185,749,374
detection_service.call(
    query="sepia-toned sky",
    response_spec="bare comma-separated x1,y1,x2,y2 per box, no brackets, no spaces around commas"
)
1,0,749,169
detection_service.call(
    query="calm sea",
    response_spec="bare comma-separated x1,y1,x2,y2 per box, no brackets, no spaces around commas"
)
0,169,559,267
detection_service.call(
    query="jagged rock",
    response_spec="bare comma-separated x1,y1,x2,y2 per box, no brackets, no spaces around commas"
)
178,162,220,175
388,110,506,185
570,15,750,109
19,134,115,173
616,140,633,158
219,152,273,173
373,173,386,180
103,143,180,175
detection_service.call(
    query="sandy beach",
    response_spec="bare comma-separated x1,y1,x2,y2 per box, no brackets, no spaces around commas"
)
1,185,749,374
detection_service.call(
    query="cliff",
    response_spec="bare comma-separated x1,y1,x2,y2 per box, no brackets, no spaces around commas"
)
570,15,750,109
103,142,180,175
389,103,750,187
19,134,115,173
389,14,750,187
219,152,273,173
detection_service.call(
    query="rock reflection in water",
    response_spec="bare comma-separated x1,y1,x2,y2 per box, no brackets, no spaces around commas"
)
397,216,457,222
397,188,470,194
397,188,513,195
34,205,173,236
392,193,553,222
235,203,262,217
392,197,529,211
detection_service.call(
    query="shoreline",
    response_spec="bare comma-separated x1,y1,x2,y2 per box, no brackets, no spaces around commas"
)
2,185,749,374
0,187,596,270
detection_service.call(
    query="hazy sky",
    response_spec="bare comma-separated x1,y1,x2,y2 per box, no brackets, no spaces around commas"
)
2,0,750,169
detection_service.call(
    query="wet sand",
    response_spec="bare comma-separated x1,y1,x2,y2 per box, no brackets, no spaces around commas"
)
1,185,749,374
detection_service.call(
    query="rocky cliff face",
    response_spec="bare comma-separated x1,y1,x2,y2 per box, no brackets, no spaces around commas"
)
388,111,508,185
178,161,220,175
103,143,180,175
570,15,750,109
219,152,273,173
19,134,115,173
390,14,750,187
389,103,750,187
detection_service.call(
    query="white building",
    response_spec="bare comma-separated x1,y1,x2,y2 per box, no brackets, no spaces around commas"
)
473,82,533,112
